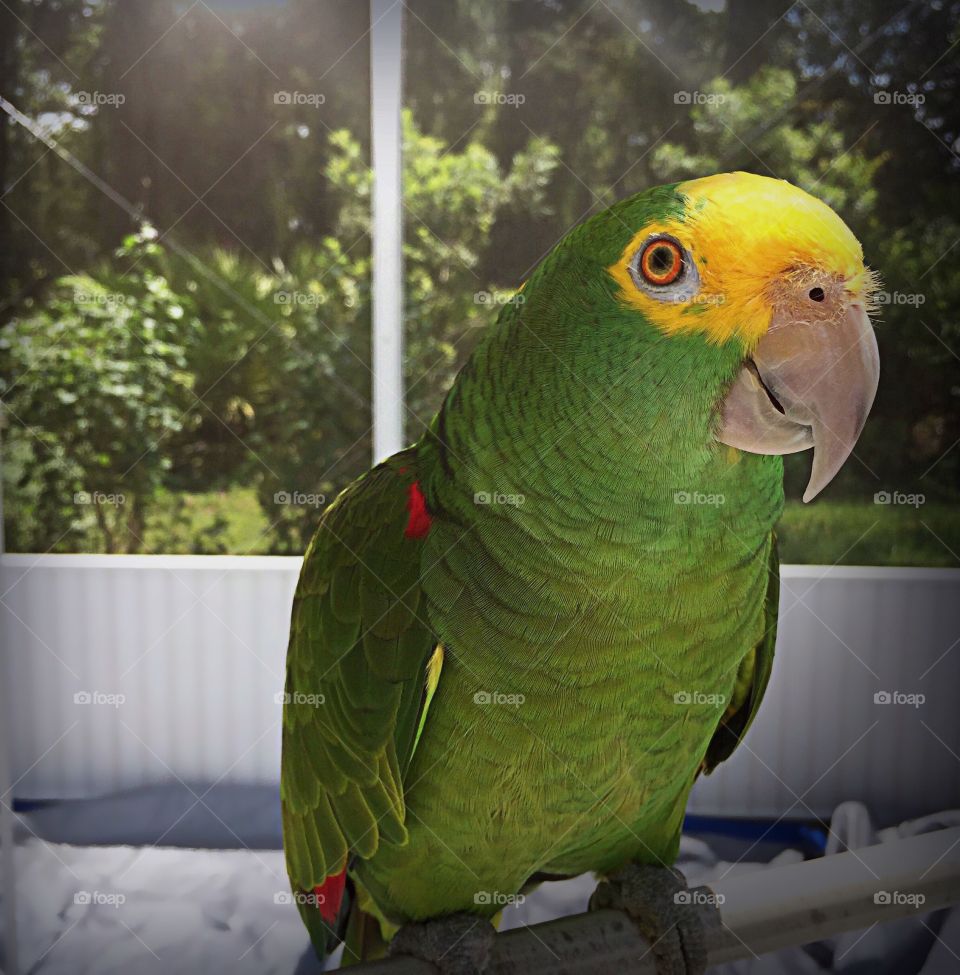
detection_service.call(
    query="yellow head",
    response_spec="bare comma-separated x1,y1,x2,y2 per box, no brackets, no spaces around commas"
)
607,171,879,347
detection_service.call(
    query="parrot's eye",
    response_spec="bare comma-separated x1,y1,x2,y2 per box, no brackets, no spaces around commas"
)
627,233,701,303
639,238,684,285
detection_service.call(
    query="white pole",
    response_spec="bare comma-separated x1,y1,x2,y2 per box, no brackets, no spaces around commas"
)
369,0,405,463
352,826,960,973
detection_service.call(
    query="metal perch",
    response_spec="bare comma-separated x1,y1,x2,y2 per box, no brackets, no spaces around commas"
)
351,825,960,973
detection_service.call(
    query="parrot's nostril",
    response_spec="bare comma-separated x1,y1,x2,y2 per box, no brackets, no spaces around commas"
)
808,286,826,302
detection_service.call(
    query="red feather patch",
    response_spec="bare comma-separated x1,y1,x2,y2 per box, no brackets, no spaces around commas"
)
313,868,346,924
404,481,432,538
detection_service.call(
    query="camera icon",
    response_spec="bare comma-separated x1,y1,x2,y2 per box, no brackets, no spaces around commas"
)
874,691,892,704
674,691,692,705
274,91,292,105
474,291,491,304
874,91,891,104
274,891,293,905
873,491,891,505
473,92,491,105
274,291,291,305
674,91,692,104
874,891,892,905
473,891,491,904
474,492,491,505
674,491,691,505
74,691,92,704
274,491,291,505
673,890,692,904
74,491,92,505
473,691,492,705
274,691,291,705
74,891,92,905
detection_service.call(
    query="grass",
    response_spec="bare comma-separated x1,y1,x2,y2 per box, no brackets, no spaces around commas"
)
777,500,960,567
143,487,272,555
141,489,960,567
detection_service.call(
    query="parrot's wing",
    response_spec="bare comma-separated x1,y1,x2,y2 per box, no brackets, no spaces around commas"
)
280,449,440,928
701,534,779,773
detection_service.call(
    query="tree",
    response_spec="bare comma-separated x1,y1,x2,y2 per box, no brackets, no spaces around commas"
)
2,228,197,551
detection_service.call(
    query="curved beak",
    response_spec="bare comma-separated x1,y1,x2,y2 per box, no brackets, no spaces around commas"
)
717,303,880,502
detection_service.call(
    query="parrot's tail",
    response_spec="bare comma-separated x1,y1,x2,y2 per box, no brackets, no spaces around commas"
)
340,900,390,966
297,877,389,968
295,894,338,965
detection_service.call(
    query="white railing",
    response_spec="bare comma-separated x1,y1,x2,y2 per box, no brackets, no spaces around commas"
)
1,555,959,821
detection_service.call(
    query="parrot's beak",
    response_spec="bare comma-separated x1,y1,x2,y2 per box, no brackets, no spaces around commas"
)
716,303,879,502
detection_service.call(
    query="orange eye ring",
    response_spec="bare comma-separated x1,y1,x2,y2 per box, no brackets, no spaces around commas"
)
639,238,684,286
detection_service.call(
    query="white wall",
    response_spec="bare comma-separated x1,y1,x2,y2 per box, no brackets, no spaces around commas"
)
1,556,958,822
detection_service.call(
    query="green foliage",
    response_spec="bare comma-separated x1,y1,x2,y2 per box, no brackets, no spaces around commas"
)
143,487,269,555
326,114,560,427
2,117,559,553
650,69,883,219
399,113,559,424
2,228,197,551
863,219,960,494
2,0,958,564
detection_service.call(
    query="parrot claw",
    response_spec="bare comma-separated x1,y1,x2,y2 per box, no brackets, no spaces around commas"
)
590,863,711,975
389,911,495,975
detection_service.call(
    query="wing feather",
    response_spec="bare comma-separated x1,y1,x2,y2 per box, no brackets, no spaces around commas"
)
280,450,440,920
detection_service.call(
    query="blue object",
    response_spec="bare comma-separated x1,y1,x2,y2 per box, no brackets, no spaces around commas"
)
683,814,828,856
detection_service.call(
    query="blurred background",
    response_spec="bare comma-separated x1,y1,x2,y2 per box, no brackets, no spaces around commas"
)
2,0,958,564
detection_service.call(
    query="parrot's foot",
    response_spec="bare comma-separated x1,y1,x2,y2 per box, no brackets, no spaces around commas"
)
590,863,710,975
389,912,494,975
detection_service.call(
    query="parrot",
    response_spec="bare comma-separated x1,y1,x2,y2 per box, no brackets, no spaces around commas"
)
280,171,880,974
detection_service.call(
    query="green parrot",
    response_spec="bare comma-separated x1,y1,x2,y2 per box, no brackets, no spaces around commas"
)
280,171,880,974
